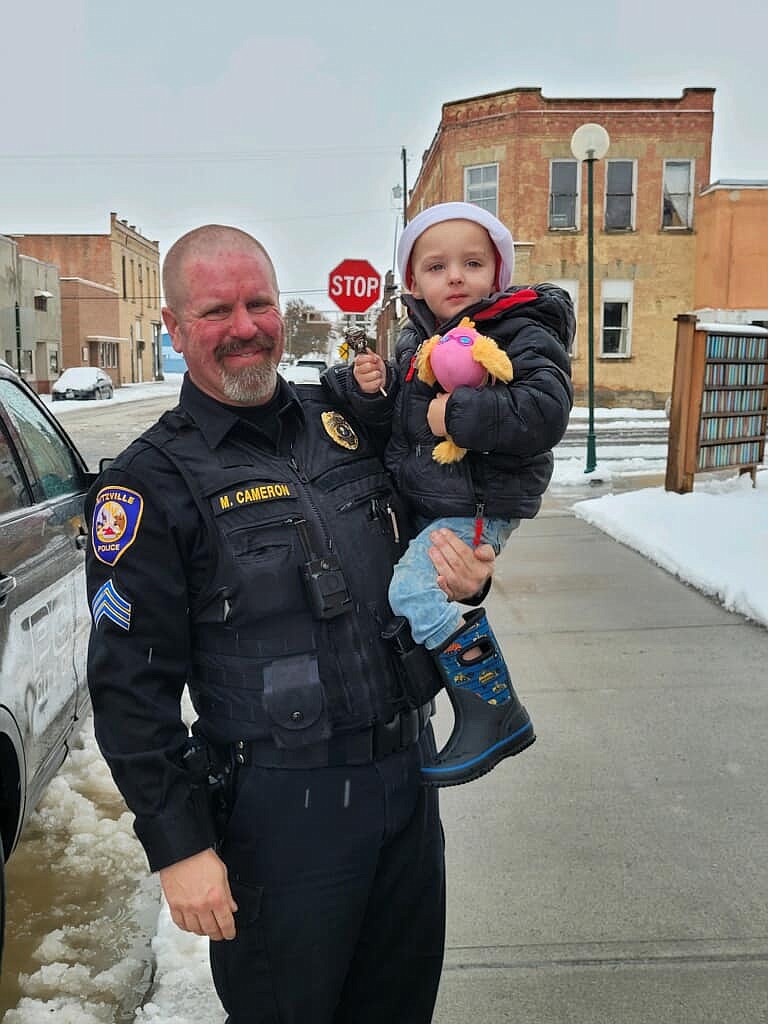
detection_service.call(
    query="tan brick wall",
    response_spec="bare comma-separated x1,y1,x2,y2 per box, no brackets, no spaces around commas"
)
110,214,162,383
408,87,715,406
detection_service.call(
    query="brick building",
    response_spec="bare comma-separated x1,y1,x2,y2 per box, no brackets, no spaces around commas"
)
60,277,122,375
693,180,768,325
406,87,715,406
10,213,162,387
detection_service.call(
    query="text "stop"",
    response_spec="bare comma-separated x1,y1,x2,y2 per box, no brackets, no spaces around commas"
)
328,259,382,314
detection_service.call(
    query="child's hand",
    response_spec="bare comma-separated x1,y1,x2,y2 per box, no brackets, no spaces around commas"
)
427,392,449,436
353,350,387,394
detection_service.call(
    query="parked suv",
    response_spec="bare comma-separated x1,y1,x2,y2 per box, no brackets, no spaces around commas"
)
0,361,95,965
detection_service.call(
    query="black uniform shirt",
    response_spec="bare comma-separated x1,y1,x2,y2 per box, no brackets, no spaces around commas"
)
86,376,309,870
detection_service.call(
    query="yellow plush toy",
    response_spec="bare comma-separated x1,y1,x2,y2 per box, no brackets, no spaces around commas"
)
415,317,514,464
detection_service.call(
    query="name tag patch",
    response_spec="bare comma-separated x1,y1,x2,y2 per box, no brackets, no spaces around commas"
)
92,487,144,565
214,482,296,514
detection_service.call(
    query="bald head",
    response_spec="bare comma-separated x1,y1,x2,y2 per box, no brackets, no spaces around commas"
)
162,224,278,314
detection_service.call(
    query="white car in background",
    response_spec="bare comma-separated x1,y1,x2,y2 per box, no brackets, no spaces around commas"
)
296,357,328,372
280,363,322,384
52,367,114,402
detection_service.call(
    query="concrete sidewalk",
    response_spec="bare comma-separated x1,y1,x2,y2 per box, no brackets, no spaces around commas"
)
433,512,768,1024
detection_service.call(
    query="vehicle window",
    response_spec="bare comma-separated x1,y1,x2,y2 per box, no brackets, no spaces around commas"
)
0,421,30,514
0,380,83,501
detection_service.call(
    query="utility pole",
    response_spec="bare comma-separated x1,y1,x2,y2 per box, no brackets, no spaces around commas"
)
401,147,408,227
14,302,22,374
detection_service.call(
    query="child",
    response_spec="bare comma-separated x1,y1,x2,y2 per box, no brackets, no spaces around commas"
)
351,202,573,785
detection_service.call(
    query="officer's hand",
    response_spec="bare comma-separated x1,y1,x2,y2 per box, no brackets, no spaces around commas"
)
159,848,238,941
353,351,386,394
428,528,495,602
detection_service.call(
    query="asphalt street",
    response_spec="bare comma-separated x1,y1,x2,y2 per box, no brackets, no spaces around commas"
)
432,511,768,1023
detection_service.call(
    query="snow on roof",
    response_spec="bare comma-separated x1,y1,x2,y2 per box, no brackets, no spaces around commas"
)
697,322,768,336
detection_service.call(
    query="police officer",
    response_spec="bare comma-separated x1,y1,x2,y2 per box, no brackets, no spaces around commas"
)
85,225,495,1024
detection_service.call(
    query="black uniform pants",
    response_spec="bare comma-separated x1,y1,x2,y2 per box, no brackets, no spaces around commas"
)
210,730,445,1024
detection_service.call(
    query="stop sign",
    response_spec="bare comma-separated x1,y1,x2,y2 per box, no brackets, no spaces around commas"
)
328,259,382,314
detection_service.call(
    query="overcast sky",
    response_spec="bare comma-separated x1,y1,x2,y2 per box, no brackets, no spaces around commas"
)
1,0,765,315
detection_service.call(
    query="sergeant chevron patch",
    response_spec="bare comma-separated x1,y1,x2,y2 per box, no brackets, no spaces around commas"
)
92,579,132,631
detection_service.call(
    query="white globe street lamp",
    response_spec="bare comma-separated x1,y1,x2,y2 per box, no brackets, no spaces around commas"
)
571,123,610,473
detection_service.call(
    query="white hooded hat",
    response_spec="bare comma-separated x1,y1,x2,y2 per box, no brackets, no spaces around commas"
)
397,201,514,292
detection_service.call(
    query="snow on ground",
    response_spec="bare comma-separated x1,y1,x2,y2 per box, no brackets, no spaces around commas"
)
5,387,764,1022
553,447,669,484
41,375,184,415
133,906,224,1024
567,406,667,421
572,467,768,629
3,720,160,1023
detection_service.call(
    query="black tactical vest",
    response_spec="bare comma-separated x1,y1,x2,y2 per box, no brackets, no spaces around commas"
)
144,385,413,747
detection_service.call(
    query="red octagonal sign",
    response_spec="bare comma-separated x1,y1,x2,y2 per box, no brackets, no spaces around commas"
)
328,259,382,314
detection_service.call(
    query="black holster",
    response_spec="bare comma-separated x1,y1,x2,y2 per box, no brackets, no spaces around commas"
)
382,616,444,709
181,734,234,845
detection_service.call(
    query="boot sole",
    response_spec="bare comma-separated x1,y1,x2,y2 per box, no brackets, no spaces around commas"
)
421,721,536,788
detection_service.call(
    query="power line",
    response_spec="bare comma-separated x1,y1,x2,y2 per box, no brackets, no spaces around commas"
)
55,288,346,302
0,145,395,164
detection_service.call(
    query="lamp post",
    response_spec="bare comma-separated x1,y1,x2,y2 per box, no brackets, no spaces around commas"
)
570,123,610,474
391,149,408,276
391,185,403,272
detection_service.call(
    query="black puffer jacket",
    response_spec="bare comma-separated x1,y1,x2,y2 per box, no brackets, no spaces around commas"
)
346,284,574,521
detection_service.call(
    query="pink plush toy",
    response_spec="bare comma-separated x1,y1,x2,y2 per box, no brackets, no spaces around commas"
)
415,317,514,464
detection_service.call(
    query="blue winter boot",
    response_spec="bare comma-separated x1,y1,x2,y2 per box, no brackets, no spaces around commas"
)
421,608,535,787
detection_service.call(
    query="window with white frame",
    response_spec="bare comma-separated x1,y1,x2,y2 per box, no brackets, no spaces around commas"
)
464,164,498,216
601,280,633,357
662,160,694,229
99,341,118,368
605,160,636,230
549,160,579,229
549,279,578,356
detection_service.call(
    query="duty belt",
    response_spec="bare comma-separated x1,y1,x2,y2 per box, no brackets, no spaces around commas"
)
231,702,433,769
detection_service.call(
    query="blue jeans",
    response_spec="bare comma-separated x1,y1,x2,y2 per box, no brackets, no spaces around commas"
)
388,516,519,650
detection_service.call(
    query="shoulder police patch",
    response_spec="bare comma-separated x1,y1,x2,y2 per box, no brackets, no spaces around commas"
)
321,411,359,450
92,486,144,565
92,579,132,631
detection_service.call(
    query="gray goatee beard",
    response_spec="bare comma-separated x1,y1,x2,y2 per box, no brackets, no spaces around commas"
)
220,359,278,403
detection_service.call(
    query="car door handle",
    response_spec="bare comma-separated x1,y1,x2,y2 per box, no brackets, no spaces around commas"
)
0,573,17,605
